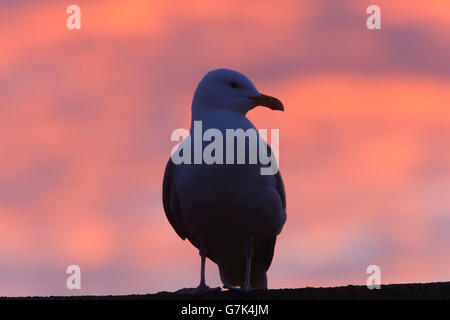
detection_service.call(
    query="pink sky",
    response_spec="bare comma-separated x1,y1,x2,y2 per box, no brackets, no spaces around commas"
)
0,0,449,296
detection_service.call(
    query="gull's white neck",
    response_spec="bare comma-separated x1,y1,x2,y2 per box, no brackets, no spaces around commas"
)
190,107,254,133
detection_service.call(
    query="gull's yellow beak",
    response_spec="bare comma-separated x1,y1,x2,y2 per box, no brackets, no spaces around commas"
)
249,94,284,111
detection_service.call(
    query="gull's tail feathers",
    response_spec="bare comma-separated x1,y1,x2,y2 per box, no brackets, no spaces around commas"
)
217,236,276,289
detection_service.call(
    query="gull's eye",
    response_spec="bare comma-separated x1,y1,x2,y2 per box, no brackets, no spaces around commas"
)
229,81,239,89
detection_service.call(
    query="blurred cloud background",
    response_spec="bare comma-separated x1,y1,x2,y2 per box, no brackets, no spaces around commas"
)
0,0,449,296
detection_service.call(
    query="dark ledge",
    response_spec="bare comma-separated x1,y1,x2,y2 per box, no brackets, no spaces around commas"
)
2,282,449,300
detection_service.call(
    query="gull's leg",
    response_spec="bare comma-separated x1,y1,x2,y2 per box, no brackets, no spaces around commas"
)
241,236,254,292
223,236,256,292
198,245,208,289
176,245,221,295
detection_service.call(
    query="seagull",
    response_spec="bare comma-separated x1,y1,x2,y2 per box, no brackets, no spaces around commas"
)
162,68,286,294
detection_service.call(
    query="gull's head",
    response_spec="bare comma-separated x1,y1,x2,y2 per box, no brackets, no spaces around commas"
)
192,68,284,115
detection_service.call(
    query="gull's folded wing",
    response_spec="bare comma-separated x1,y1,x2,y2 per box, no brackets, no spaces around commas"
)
162,158,188,240
274,170,286,211
262,170,287,271
265,142,286,211
260,141,287,271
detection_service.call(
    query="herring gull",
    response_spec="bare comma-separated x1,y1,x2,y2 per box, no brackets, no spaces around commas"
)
163,68,286,293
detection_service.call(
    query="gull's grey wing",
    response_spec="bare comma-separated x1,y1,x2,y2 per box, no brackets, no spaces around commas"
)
262,170,287,271
260,139,287,271
265,142,286,211
274,170,286,210
162,158,188,240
